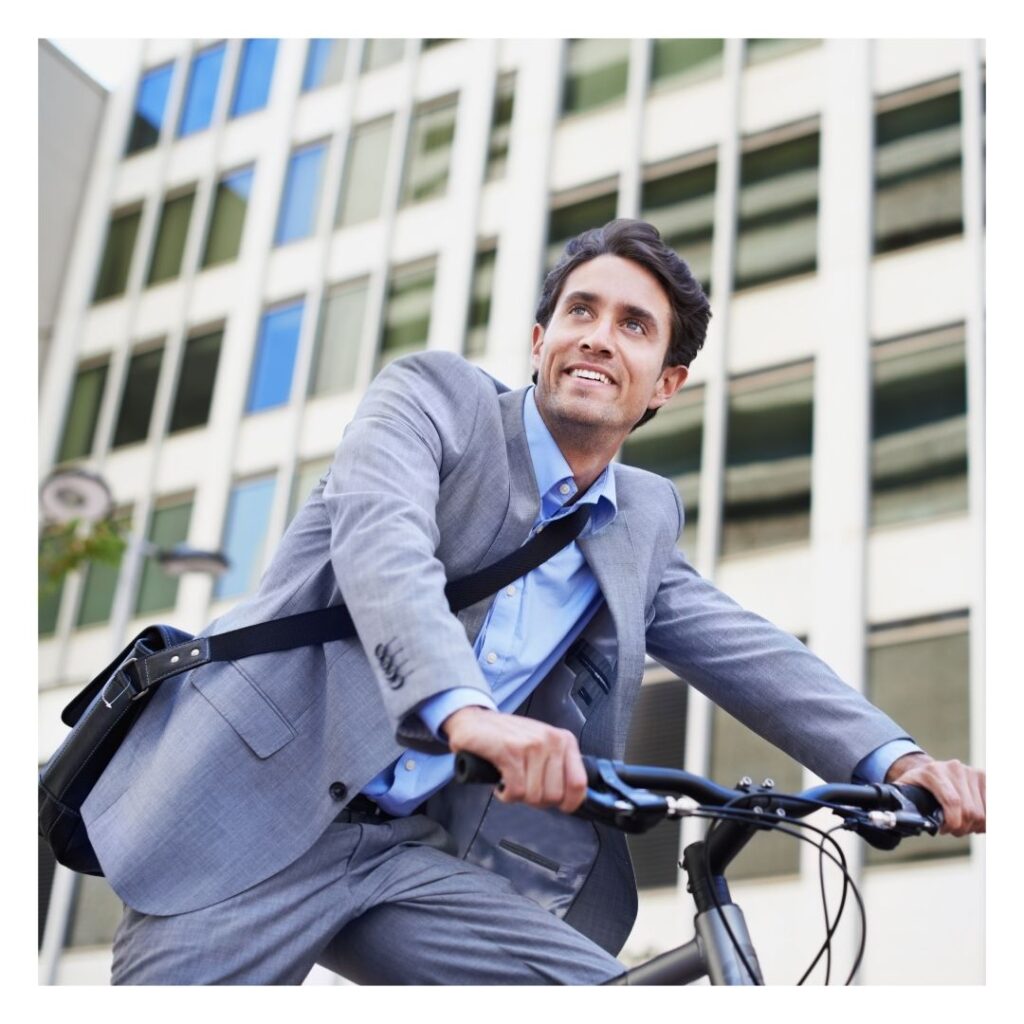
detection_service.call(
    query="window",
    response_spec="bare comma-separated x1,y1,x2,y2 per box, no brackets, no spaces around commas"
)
641,156,717,293
38,529,67,636
275,141,328,244
562,39,630,116
870,325,968,528
400,96,459,206
125,63,174,154
735,129,819,290
57,361,108,462
866,614,971,865
178,43,226,137
169,328,222,433
623,678,688,888
545,184,619,271
75,507,132,628
377,260,435,372
649,39,723,88
337,117,392,226
464,246,497,359
67,875,123,949
135,498,192,615
362,39,406,72
423,39,456,50
620,385,704,557
288,456,332,522
874,86,963,255
93,208,141,302
247,301,304,412
201,166,254,267
230,38,278,117
146,188,195,285
710,674,804,880
745,39,819,65
303,39,347,90
485,73,515,181
214,476,277,599
722,362,814,557
112,345,163,448
309,278,369,397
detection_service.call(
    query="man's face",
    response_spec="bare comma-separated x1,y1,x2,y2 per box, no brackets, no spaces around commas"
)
531,254,688,441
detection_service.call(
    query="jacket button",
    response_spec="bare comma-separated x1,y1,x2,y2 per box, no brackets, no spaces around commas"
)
329,782,348,800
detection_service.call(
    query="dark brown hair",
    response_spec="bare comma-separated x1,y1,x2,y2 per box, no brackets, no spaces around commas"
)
533,218,712,430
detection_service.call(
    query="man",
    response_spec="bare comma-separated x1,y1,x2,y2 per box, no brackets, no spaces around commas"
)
92,219,985,985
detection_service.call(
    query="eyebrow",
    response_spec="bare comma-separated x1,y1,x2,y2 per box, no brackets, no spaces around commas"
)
562,290,659,330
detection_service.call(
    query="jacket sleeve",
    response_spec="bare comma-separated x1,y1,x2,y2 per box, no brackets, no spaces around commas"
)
322,351,494,753
644,484,911,784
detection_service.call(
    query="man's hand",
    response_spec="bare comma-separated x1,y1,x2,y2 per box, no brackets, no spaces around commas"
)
885,753,986,837
443,706,588,813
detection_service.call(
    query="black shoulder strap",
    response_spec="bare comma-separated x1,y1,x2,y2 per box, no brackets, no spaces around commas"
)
71,504,594,718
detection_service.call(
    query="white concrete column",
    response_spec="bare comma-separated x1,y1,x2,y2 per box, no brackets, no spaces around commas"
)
806,37,874,979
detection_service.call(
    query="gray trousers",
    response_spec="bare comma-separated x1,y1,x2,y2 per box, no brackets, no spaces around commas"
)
110,809,625,985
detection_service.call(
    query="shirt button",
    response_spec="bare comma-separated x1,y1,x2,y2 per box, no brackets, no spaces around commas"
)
486,652,498,665
505,585,516,597
404,759,416,771
559,483,571,495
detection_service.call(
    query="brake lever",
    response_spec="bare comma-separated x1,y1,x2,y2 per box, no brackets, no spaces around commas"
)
844,783,943,849
574,758,669,834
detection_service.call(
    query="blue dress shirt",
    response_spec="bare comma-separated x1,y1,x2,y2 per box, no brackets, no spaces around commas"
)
360,387,921,813
361,387,616,814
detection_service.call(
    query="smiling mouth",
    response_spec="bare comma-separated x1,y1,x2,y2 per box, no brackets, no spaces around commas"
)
566,368,614,386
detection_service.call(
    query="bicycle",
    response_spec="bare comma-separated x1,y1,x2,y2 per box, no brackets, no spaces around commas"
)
454,752,944,985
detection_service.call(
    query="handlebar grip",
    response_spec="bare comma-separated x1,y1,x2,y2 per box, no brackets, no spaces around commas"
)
454,752,502,785
895,783,944,829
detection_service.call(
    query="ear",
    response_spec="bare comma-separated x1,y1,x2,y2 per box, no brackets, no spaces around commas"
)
647,364,689,412
530,323,545,374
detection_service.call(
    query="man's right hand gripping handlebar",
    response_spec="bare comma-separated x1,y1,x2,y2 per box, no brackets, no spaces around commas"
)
442,706,589,814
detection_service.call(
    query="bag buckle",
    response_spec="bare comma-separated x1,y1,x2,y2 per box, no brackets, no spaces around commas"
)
100,657,143,709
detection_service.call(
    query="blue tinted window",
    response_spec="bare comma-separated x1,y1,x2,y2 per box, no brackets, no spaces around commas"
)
127,64,173,153
231,38,278,117
275,143,327,244
247,302,304,412
303,39,347,90
178,43,226,136
214,477,277,599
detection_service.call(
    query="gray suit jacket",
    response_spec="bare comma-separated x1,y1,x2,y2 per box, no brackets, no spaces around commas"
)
82,351,907,955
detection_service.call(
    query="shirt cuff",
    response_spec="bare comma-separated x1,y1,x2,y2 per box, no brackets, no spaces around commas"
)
417,688,499,742
852,738,925,784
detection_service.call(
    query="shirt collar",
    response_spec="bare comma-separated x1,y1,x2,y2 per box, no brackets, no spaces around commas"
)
523,387,617,534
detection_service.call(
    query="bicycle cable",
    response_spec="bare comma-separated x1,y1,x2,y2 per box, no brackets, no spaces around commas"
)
688,796,866,984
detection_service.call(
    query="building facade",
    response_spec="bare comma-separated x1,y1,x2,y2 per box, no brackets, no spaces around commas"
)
38,37,985,984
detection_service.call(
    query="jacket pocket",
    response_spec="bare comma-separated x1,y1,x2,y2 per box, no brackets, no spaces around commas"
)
465,800,599,918
190,663,296,759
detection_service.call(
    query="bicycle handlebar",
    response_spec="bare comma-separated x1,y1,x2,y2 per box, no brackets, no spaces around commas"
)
453,752,943,846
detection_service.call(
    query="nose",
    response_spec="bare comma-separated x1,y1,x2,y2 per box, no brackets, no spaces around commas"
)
580,314,614,355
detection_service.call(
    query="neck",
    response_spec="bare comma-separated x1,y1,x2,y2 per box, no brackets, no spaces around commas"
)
535,405,620,496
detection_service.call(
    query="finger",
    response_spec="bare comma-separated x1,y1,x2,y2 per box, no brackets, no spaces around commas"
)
496,751,525,804
560,747,588,814
966,769,986,834
522,738,553,806
541,748,565,809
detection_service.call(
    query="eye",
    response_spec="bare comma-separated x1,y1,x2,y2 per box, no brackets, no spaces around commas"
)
624,318,646,334
568,303,589,316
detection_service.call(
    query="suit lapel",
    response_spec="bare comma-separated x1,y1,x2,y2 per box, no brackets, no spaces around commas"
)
457,387,540,642
578,509,645,695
